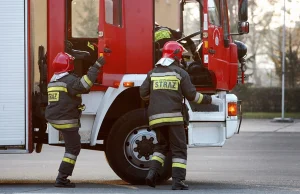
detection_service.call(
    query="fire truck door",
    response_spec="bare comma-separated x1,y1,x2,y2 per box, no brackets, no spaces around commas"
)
98,0,126,86
207,0,229,89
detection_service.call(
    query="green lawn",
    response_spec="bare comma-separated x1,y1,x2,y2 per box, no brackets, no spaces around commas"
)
243,112,300,119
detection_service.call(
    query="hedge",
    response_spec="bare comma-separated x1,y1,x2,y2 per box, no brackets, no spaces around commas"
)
232,86,300,112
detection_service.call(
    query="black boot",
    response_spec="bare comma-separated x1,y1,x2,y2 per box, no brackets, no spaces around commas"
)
54,172,76,188
172,178,189,190
145,169,159,188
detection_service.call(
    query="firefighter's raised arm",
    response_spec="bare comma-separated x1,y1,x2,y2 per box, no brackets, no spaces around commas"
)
67,56,106,96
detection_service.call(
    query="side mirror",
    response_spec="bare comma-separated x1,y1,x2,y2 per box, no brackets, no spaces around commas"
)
238,21,249,34
238,0,248,21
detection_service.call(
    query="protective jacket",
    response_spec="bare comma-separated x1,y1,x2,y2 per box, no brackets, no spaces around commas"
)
45,64,100,130
140,62,211,129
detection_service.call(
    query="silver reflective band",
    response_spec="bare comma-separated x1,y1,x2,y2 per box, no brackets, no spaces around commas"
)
47,119,78,125
48,82,67,88
150,72,182,80
153,152,166,160
149,112,182,121
95,61,101,67
80,76,91,89
64,153,77,160
193,92,200,102
172,158,187,164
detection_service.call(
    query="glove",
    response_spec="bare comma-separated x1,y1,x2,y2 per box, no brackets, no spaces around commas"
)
94,56,106,68
211,95,223,105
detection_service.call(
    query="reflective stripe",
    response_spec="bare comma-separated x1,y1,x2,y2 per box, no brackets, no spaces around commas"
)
50,123,79,129
172,158,187,165
48,82,67,87
47,87,67,92
151,76,180,82
149,112,182,121
193,92,204,104
152,156,164,165
151,72,182,80
153,152,166,160
47,119,78,125
64,153,77,160
80,75,93,89
76,94,81,97
172,163,186,169
149,117,183,126
63,157,76,165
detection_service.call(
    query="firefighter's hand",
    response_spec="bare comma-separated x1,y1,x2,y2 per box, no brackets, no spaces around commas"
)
211,95,223,105
94,56,106,68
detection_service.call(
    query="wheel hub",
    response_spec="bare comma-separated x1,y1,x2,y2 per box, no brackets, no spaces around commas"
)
124,127,157,170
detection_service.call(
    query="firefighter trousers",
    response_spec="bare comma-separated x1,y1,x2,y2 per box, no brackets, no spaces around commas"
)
58,128,81,176
150,124,187,180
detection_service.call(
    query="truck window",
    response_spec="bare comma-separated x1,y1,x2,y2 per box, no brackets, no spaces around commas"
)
183,2,201,39
105,0,122,27
71,0,99,38
208,0,220,26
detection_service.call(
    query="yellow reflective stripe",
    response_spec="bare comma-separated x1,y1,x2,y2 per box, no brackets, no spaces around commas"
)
151,76,180,82
63,157,76,165
172,163,186,169
149,117,183,126
48,87,67,92
197,94,204,104
152,156,164,165
50,123,79,129
76,94,81,97
83,75,93,87
87,41,95,51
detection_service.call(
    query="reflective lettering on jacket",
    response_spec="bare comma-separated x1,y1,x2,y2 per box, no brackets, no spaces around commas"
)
47,82,67,102
155,27,172,42
151,72,181,91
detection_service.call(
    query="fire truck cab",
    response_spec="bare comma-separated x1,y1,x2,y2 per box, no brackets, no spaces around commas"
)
0,0,249,185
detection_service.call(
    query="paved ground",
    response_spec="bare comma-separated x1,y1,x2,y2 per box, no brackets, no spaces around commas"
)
0,119,300,194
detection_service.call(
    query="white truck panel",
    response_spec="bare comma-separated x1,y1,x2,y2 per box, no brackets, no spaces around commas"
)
0,0,28,150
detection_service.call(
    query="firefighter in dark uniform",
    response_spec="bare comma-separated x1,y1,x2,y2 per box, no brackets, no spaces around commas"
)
45,52,105,188
140,41,222,190
155,22,182,49
154,22,183,63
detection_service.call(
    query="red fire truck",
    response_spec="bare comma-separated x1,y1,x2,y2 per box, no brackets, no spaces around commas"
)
0,0,249,184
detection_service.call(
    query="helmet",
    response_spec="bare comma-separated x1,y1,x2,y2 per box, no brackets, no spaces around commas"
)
156,41,187,66
52,52,75,74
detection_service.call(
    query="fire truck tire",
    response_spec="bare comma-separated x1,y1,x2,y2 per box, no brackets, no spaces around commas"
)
105,108,172,185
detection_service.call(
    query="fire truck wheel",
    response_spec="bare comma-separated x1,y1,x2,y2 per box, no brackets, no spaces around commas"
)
105,108,172,185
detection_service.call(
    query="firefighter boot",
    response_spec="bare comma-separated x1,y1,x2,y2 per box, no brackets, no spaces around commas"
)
54,172,76,188
172,178,189,190
145,169,159,188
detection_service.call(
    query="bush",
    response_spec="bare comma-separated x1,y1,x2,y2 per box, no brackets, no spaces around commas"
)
232,85,300,112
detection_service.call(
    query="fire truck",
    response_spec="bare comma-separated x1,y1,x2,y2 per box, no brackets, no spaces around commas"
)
0,0,249,184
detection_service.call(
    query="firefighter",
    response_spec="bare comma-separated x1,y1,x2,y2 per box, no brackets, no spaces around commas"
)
155,22,182,49
140,41,222,190
45,52,106,188
154,22,183,63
